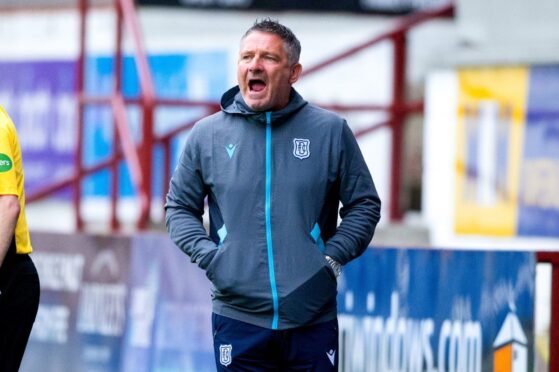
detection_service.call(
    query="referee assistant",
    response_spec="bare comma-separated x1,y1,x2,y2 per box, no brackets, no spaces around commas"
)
0,105,40,371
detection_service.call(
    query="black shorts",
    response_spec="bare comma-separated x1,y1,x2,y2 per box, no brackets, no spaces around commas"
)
0,250,40,371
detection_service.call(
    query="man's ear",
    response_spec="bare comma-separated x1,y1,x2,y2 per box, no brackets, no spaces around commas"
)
289,63,302,84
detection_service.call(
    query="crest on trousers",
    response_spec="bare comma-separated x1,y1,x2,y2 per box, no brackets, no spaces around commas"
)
293,138,310,159
219,344,233,367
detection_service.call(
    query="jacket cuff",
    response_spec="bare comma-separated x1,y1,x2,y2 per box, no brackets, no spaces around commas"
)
197,248,218,270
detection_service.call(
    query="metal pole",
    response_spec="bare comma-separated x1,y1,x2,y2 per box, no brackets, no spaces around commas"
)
119,0,155,229
389,31,406,222
74,0,87,231
163,137,171,219
537,252,559,372
550,262,559,372
111,0,124,231
139,99,154,229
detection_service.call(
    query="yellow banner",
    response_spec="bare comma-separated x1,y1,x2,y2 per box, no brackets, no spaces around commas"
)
455,67,529,236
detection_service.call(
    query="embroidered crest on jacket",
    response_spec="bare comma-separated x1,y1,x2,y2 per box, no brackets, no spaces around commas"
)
293,138,310,159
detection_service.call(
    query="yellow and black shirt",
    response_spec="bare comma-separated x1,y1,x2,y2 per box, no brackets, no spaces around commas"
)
0,105,32,254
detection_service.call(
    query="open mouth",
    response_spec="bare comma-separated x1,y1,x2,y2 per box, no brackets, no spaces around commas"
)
249,79,266,92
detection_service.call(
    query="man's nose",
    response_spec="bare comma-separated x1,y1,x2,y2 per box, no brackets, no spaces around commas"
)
248,57,263,72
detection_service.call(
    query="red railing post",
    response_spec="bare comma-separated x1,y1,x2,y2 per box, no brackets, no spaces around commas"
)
139,97,154,229
119,0,155,229
75,0,87,231
162,137,171,217
389,31,407,222
552,263,559,372
537,252,559,372
111,0,124,231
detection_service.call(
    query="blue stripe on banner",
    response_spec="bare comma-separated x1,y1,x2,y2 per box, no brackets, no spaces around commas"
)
526,109,559,120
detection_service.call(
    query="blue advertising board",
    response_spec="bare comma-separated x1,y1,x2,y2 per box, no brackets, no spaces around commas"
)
120,234,214,372
0,52,228,198
22,233,535,372
518,65,559,237
0,61,76,195
83,52,227,198
337,248,534,372
22,232,132,372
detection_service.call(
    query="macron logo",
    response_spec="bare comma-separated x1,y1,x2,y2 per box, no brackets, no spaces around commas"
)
225,144,237,159
326,349,336,366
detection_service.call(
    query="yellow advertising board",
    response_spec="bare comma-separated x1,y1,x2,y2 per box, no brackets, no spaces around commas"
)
455,68,529,236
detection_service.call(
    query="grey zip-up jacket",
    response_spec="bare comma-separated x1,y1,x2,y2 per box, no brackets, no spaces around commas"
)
165,86,381,330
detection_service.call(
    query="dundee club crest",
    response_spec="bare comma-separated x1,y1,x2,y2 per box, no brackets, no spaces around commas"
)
219,344,233,367
293,138,310,159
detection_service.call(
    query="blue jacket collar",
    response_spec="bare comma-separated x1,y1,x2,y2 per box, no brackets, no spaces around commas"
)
220,86,307,124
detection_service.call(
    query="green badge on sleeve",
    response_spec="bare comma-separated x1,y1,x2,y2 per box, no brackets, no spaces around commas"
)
0,153,13,172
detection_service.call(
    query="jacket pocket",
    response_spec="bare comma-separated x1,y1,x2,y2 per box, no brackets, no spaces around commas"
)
310,223,337,277
205,240,269,312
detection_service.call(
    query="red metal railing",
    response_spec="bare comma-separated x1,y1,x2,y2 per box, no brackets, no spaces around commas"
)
537,252,559,372
27,1,454,229
25,0,219,230
300,3,454,221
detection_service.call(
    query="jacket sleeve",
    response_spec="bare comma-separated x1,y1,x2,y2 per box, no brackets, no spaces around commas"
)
323,121,381,265
165,125,218,270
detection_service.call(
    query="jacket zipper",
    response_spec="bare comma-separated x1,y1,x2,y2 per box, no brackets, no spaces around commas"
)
265,111,279,329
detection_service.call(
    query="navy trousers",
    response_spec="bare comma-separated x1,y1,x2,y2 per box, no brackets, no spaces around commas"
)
212,313,338,371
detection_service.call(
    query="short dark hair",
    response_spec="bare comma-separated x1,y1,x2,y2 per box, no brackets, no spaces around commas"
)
242,18,301,65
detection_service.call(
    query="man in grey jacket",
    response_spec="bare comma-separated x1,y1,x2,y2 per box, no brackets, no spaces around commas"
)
166,18,381,371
